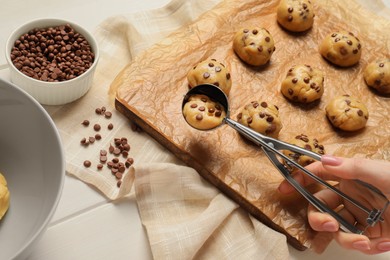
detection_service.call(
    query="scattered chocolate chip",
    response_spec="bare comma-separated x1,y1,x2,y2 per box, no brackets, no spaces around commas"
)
203,72,210,79
95,134,101,140
83,160,91,167
196,114,203,120
292,78,298,84
82,120,90,126
379,63,385,67
287,7,293,13
108,123,114,130
252,29,258,35
304,77,310,83
357,110,363,116
265,37,270,42
93,124,101,131
287,15,293,21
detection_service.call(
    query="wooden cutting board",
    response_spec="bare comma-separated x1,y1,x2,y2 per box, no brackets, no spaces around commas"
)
114,0,390,251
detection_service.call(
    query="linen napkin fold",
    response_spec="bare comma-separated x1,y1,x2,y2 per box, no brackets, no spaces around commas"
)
134,163,289,260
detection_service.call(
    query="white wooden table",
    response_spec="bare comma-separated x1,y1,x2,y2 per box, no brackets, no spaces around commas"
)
1,1,390,259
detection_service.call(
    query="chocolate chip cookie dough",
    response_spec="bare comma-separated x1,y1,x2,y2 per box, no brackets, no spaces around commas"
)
276,0,315,32
183,94,226,130
319,31,362,67
237,101,282,138
0,173,10,220
187,59,232,96
364,59,390,94
325,95,369,131
280,64,324,103
233,27,275,66
283,134,325,169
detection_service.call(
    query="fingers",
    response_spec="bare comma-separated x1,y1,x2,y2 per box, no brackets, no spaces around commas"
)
321,155,390,198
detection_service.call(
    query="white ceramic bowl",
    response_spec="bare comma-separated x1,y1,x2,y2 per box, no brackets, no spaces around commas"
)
5,18,99,105
0,78,65,259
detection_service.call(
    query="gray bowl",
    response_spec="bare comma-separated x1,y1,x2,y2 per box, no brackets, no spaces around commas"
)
0,78,65,259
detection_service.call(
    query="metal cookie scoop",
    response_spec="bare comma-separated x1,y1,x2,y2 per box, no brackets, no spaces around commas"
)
182,83,389,235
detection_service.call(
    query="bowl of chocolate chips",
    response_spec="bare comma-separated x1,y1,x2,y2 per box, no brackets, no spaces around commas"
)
5,18,99,105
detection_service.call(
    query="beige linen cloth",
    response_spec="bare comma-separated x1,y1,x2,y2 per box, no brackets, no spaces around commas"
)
46,0,389,259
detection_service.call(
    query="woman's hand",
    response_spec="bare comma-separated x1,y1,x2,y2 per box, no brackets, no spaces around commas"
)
278,155,390,254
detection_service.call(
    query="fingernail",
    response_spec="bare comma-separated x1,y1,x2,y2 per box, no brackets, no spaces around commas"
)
322,221,338,232
352,240,371,251
321,155,343,166
377,242,390,251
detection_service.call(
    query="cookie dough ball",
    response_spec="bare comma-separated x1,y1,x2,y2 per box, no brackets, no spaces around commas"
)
277,0,315,32
237,101,282,138
325,95,369,131
183,94,226,130
363,59,390,94
281,64,324,103
187,59,232,96
319,31,362,67
233,27,275,66
0,173,10,220
283,134,325,168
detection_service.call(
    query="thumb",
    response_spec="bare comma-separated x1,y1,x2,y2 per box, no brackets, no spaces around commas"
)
321,155,390,198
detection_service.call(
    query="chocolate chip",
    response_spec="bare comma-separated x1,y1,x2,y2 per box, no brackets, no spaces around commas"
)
243,29,249,33
266,116,274,122
288,7,293,13
353,49,358,54
94,124,101,131
237,113,242,120
340,47,348,55
252,101,259,108
335,38,340,42
97,164,103,170
89,136,95,143
95,134,101,140
288,15,293,21
198,106,205,111
331,33,337,37
190,103,198,108
82,120,90,126
83,160,91,167
304,77,310,83
288,88,293,95
226,73,231,80
303,3,307,9
379,63,385,67
265,37,270,42
208,107,215,113
208,62,214,67
292,78,298,84
259,112,265,118
108,123,114,130
203,72,210,79
261,102,267,108
347,40,353,45
196,114,203,120
247,117,253,124
215,111,222,117
357,110,363,116
104,111,112,118
252,29,258,35
215,66,221,72
258,46,263,52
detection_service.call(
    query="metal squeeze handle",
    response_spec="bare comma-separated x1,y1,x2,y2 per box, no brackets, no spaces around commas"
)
224,117,366,234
